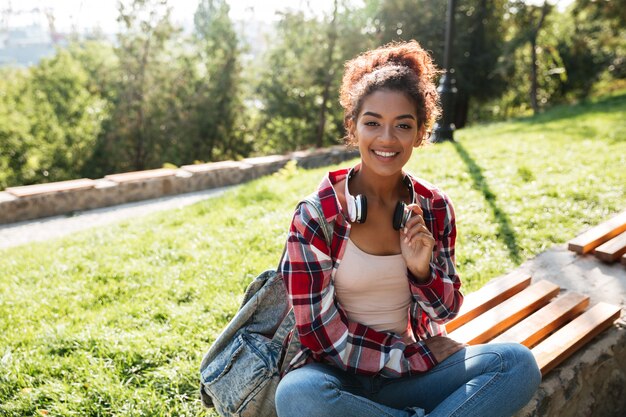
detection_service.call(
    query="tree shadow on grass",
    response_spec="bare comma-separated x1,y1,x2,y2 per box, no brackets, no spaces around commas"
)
452,141,522,264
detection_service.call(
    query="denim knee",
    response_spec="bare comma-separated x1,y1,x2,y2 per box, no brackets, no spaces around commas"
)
501,343,542,394
275,368,337,417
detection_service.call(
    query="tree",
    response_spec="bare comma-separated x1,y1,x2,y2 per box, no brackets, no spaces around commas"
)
315,0,340,148
508,0,553,114
111,0,179,171
371,0,509,127
254,1,372,154
188,0,248,162
0,51,107,187
569,0,626,82
0,69,35,188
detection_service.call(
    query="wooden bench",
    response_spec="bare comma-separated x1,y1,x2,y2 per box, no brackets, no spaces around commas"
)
449,271,622,377
5,178,96,197
567,210,626,263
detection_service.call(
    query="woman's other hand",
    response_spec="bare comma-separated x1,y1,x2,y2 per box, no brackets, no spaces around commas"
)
400,203,435,280
423,336,466,363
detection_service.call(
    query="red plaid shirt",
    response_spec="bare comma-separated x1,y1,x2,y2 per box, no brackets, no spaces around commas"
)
280,166,463,377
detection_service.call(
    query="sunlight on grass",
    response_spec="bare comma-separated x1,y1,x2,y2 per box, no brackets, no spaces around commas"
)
0,93,625,416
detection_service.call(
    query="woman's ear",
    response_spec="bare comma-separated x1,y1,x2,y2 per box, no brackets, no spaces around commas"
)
414,124,427,147
345,118,357,145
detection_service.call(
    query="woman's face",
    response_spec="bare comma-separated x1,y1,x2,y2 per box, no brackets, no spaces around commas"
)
353,89,422,178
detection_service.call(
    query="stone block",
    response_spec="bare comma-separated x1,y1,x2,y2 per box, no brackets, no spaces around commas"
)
242,155,290,179
515,321,626,417
180,161,252,191
5,178,95,197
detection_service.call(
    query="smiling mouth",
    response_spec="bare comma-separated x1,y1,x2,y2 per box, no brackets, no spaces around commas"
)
373,150,399,158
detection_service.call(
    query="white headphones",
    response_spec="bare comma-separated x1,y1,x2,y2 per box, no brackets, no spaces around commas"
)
344,167,417,230
345,168,367,223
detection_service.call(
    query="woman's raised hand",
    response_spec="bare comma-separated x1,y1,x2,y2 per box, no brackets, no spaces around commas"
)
399,203,435,281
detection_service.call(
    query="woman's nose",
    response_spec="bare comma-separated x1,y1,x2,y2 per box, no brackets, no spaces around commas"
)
378,125,396,142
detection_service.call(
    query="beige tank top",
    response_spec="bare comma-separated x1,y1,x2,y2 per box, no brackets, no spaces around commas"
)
334,238,414,342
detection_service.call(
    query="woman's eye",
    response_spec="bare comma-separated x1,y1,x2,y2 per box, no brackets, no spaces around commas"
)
397,124,412,129
364,121,379,126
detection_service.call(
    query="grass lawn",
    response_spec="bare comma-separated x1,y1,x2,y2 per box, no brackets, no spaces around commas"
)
0,92,625,416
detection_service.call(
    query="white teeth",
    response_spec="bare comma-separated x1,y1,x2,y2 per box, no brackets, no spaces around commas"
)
374,150,397,157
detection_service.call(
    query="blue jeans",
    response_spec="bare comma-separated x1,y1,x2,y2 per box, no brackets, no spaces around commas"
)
275,343,541,417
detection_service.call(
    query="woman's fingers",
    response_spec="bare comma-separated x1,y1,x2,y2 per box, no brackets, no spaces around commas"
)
406,203,424,217
403,225,434,247
423,336,466,363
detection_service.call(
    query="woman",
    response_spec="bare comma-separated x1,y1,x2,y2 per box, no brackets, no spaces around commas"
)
276,40,541,417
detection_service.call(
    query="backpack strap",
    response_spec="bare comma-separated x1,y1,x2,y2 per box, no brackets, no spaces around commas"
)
302,192,333,248
275,192,333,270
275,192,334,373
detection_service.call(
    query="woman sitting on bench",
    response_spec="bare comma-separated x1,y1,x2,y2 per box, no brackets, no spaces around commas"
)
276,40,541,417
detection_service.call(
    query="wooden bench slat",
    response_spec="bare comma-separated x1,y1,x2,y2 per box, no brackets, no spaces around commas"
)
489,292,589,347
104,168,177,183
567,210,626,254
593,231,626,263
531,302,621,376
446,270,531,332
5,178,95,197
448,280,560,345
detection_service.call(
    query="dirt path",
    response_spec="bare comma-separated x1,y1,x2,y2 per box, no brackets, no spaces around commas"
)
0,186,230,249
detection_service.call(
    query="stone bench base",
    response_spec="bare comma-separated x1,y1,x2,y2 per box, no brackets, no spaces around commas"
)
515,322,626,417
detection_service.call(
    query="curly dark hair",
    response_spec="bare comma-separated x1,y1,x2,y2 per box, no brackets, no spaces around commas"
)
339,40,441,146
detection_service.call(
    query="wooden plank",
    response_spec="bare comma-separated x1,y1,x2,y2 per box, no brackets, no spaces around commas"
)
6,178,95,197
567,210,626,254
448,280,560,345
104,168,177,183
531,302,622,376
446,270,532,332
490,292,589,347
594,231,626,263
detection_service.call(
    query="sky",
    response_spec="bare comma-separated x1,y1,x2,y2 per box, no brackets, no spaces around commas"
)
3,0,340,34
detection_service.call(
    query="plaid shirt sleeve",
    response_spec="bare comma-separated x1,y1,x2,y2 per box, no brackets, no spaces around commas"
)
407,191,463,324
280,202,439,377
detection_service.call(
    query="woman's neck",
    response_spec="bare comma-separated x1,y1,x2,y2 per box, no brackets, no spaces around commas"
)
351,165,406,203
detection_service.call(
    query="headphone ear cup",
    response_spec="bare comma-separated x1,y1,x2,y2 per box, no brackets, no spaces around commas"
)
346,193,368,223
393,202,407,230
356,195,367,223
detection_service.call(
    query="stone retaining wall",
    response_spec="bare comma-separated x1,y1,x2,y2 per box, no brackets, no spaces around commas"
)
515,321,626,417
0,146,359,225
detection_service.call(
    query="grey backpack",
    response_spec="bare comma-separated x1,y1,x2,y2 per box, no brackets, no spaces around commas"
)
199,194,333,417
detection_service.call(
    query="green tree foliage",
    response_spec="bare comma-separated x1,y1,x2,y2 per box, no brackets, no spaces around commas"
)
484,0,625,118
506,0,553,114
187,0,249,162
2,0,626,189
0,51,106,188
371,0,509,127
0,69,34,188
105,0,180,172
254,1,372,153
565,0,626,86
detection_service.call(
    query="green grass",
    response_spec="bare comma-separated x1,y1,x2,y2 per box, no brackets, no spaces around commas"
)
1,93,625,416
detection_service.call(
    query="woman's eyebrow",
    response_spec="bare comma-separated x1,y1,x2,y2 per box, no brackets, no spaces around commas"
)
362,111,416,121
